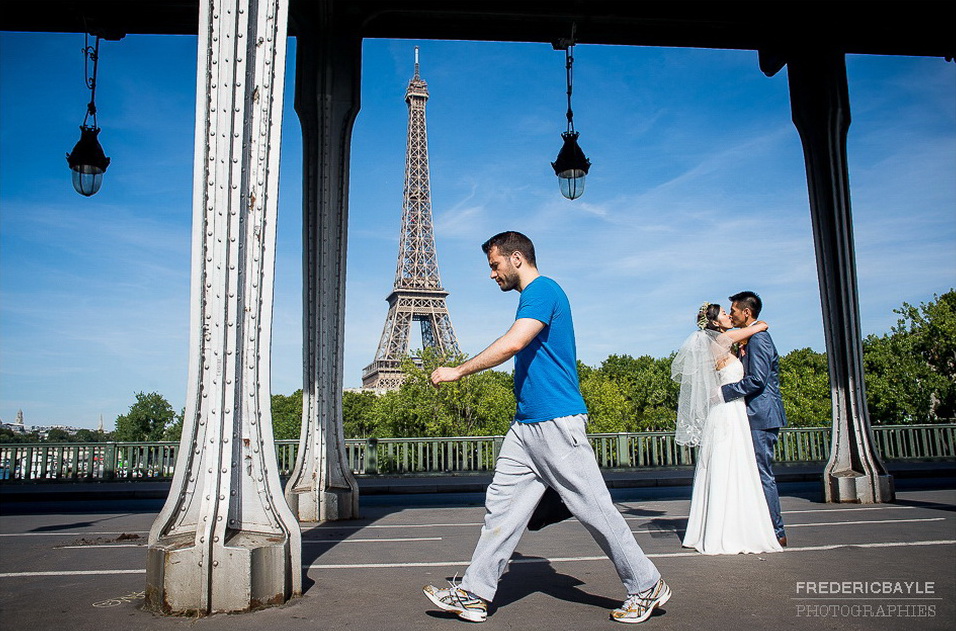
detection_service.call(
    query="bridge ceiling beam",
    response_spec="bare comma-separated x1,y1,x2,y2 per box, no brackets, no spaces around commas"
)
3,1,954,60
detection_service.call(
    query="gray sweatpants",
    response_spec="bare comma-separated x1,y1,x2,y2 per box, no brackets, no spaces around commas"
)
459,414,661,602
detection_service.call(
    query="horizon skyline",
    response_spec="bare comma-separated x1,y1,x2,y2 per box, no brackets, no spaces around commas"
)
1,34,954,430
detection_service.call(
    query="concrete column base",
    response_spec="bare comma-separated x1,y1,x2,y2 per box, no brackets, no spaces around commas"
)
319,487,360,521
145,531,299,615
286,484,359,522
823,470,895,504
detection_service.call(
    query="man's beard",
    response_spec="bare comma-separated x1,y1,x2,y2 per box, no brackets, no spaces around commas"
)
498,271,520,292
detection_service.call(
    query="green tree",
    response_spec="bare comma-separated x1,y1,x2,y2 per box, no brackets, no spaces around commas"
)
780,348,831,427
45,428,72,442
343,390,381,438
864,290,956,423
162,409,185,441
579,372,631,432
892,290,956,419
595,354,678,430
271,390,303,440
114,392,179,441
375,348,515,438
73,428,113,442
0,428,42,443
630,355,680,430
901,290,956,381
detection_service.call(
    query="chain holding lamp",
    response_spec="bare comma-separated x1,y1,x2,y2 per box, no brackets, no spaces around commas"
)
551,25,591,200
66,32,110,197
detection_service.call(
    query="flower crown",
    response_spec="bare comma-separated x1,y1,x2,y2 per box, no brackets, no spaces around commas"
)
697,302,711,330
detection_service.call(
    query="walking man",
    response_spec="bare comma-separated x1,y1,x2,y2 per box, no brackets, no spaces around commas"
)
422,231,669,624
720,290,788,547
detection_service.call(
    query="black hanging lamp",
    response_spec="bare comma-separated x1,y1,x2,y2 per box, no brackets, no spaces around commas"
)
551,26,590,200
66,33,110,197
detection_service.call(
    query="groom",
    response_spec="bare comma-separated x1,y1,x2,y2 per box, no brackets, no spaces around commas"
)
720,291,788,547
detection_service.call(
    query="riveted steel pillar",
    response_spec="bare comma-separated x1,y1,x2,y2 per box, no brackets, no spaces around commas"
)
145,0,301,614
283,0,360,522
784,50,894,503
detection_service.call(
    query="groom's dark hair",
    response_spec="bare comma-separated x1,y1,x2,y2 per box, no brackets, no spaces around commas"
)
729,291,762,318
482,231,537,267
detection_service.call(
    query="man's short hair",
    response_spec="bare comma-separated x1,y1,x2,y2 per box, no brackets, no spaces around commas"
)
729,291,762,318
481,231,536,267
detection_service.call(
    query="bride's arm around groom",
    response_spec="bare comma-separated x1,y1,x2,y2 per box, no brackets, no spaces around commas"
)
719,329,786,428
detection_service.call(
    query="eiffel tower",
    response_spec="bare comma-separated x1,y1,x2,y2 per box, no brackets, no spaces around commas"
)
362,47,460,390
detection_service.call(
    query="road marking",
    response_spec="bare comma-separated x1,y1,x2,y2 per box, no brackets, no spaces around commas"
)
57,536,443,549
622,505,919,521
306,522,484,530
301,506,930,531
304,537,442,543
0,531,150,537
304,539,956,570
3,539,953,577
631,517,946,531
307,506,925,531
0,569,147,578
786,517,945,527
93,590,145,608
0,507,944,540
781,506,916,514
0,505,932,537
784,540,956,553
60,544,146,549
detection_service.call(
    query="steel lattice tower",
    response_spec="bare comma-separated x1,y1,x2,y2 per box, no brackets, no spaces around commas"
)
362,47,460,389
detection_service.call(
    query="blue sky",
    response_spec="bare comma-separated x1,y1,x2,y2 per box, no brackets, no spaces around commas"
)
1,33,954,429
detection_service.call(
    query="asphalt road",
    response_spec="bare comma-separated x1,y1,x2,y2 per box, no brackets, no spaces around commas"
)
1,479,954,631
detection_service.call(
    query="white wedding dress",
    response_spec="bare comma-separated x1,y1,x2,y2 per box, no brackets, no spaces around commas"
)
682,357,783,554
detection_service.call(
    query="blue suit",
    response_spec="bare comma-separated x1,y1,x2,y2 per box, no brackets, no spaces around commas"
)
720,330,787,539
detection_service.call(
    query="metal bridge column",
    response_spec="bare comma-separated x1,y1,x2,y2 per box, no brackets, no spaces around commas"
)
145,0,301,614
772,49,895,503
283,0,361,522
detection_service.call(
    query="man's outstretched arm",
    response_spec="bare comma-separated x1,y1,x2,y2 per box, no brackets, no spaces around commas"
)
431,318,544,385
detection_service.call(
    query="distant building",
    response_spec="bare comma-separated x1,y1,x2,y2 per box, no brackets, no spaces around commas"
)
0,409,89,438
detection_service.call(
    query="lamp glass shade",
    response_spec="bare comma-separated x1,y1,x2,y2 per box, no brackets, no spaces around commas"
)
67,126,110,197
71,166,106,197
551,131,590,200
557,171,587,200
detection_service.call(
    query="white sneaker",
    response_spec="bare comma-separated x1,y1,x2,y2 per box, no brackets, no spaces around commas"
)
610,578,672,624
423,581,488,623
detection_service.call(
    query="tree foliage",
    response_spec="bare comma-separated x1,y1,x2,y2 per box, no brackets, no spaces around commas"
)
114,391,180,441
0,427,44,443
577,354,680,432
7,294,949,444
779,348,831,427
335,291,956,437
578,372,631,432
863,290,956,423
271,389,303,440
343,390,380,438
383,349,515,437
338,348,514,439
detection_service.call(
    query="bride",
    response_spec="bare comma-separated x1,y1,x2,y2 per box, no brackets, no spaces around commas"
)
671,302,783,555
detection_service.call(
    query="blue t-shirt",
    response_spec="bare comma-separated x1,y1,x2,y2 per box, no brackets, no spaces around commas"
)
513,276,588,423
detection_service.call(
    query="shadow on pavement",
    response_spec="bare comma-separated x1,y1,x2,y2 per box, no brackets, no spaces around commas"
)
892,497,956,513
492,552,626,612
645,517,687,540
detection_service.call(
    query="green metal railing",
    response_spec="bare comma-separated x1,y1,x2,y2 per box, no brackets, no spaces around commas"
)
1,424,953,482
